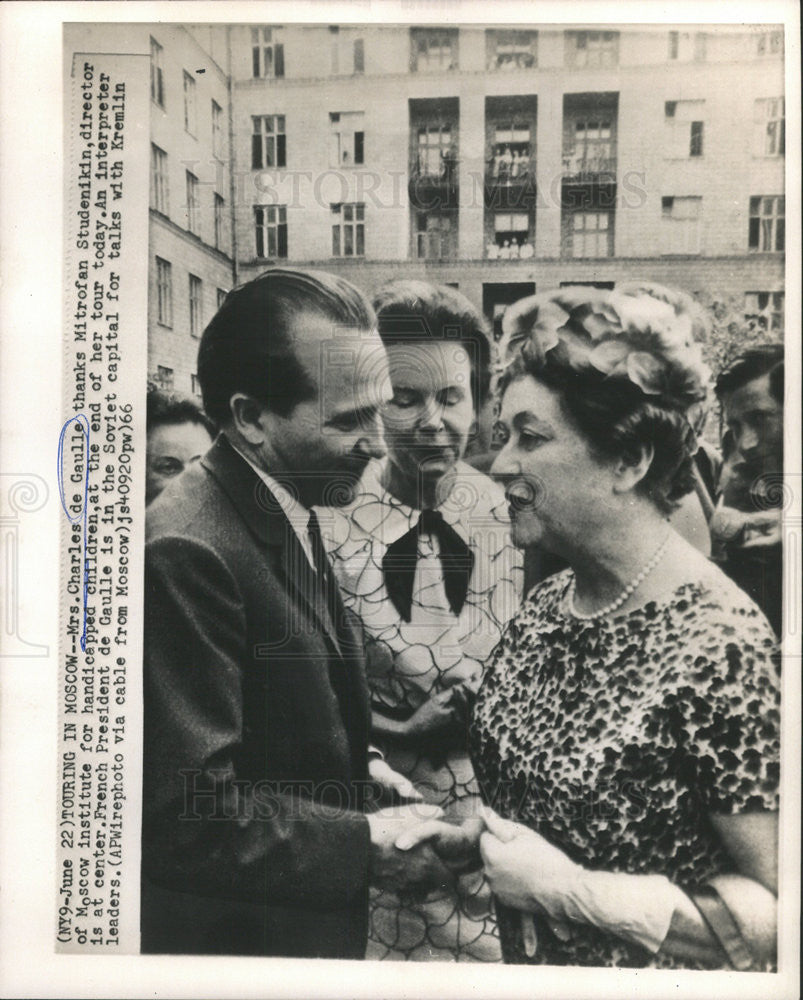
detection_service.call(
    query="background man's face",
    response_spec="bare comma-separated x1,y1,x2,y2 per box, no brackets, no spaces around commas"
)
146,420,213,504
722,372,783,480
260,311,390,506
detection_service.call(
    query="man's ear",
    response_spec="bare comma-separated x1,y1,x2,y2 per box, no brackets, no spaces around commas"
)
611,443,654,495
229,393,269,446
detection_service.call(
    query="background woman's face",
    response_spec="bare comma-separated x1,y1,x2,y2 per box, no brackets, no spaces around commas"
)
490,376,613,552
382,340,475,485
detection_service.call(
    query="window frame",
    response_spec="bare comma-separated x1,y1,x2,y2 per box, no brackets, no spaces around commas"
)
414,210,456,260
155,257,173,327
189,274,203,338
252,115,287,170
150,143,169,215
185,170,200,236
331,202,365,257
183,70,197,136
211,99,223,159
411,28,458,72
748,195,785,252
660,195,702,255
251,26,285,78
254,204,288,259
570,209,613,258
150,37,165,108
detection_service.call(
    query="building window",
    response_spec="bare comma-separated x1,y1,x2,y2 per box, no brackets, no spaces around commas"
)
329,112,364,166
185,171,200,236
354,38,365,73
156,365,174,389
331,203,364,257
191,374,202,398
748,196,784,252
566,30,618,69
490,212,533,258
150,144,169,215
183,71,197,135
214,194,225,250
415,123,455,179
689,121,704,157
669,31,707,61
570,211,613,258
255,205,287,258
754,98,785,156
744,291,784,333
668,31,679,59
664,99,705,158
490,123,532,179
756,30,783,56
411,28,458,72
217,288,228,309
155,257,172,326
486,30,537,70
415,211,456,260
150,37,164,107
211,100,223,158
565,119,614,174
252,26,284,78
661,196,701,254
189,274,203,337
252,115,286,169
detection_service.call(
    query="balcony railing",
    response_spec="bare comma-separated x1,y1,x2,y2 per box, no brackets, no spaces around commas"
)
486,157,535,183
410,153,459,184
562,152,617,180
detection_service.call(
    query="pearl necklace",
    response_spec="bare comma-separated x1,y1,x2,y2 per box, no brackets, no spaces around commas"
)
566,532,671,621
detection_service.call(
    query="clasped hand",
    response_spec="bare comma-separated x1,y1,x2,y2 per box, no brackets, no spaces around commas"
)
390,806,579,938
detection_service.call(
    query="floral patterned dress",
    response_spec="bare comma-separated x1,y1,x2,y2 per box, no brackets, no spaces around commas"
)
318,459,524,961
470,568,780,969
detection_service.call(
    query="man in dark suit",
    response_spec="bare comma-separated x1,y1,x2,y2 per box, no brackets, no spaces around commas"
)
142,268,451,957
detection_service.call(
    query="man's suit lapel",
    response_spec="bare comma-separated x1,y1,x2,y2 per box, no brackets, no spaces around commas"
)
202,434,345,659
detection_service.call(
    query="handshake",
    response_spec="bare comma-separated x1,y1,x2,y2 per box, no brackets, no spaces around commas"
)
366,802,486,894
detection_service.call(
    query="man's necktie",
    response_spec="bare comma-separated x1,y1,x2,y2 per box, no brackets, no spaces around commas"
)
382,508,474,624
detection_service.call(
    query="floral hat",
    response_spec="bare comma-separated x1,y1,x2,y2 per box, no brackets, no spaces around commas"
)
499,284,711,406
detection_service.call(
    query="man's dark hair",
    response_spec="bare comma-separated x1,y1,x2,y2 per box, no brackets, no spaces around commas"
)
146,388,215,436
197,267,376,425
715,343,784,404
372,280,493,410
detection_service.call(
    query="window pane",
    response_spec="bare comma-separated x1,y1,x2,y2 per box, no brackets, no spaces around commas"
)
356,224,364,255
748,217,760,248
344,225,354,255
277,134,286,167
278,224,288,258
356,204,364,221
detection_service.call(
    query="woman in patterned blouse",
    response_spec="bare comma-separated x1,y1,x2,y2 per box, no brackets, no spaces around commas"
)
318,281,523,961
403,284,779,970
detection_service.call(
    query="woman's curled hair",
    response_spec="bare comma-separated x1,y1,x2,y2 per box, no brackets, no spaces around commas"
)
499,283,711,514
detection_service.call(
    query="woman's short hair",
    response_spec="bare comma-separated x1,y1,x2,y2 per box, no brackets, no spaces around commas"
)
499,283,711,514
198,267,376,425
372,280,493,410
146,387,215,436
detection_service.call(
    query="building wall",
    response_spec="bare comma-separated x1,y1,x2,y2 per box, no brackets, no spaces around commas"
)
147,24,235,395
148,23,786,382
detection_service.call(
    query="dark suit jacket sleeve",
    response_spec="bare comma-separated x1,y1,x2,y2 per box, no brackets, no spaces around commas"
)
142,533,371,911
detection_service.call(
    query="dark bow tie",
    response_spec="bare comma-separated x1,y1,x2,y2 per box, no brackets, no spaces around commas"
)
382,508,474,623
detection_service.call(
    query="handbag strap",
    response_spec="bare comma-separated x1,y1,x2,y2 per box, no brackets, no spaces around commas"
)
690,885,758,971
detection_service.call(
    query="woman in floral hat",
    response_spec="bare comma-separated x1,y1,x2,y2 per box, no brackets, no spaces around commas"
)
403,284,779,969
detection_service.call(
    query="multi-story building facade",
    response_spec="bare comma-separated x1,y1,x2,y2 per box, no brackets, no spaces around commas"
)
148,24,786,389
147,25,235,394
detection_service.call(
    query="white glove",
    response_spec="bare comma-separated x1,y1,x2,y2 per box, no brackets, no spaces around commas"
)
480,808,686,954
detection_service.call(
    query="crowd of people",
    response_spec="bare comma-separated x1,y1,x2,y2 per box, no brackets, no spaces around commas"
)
142,269,782,970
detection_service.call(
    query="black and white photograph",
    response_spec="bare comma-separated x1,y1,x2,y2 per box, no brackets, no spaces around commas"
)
0,2,800,998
